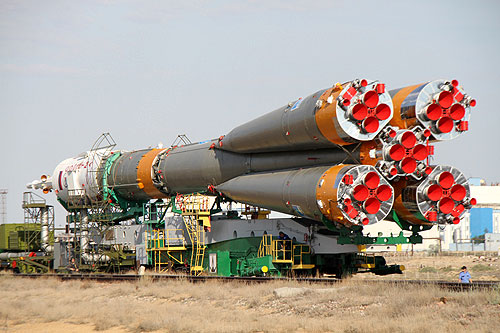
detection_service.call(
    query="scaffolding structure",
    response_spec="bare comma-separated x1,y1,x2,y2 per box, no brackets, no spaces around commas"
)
144,200,187,272
145,195,210,275
65,133,121,271
22,191,54,253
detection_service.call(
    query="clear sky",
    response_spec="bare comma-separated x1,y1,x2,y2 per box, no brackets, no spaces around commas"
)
1,0,499,223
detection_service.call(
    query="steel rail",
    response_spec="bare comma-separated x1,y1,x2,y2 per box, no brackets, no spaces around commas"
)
10,273,499,290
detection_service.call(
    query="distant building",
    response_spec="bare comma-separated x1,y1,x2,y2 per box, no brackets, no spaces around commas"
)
485,233,500,252
442,182,500,251
468,177,486,186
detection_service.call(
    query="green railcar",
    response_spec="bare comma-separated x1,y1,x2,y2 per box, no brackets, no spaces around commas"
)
0,223,46,251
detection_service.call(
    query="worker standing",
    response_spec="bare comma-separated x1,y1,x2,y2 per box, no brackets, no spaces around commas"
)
278,231,290,241
459,266,472,283
67,257,79,273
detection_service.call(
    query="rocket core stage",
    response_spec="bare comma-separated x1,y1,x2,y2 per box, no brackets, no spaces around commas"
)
27,78,475,230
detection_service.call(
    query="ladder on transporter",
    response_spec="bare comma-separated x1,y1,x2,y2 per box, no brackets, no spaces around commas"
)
144,201,188,273
179,195,211,275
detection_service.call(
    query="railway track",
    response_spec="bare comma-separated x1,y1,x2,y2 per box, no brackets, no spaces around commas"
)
11,273,499,291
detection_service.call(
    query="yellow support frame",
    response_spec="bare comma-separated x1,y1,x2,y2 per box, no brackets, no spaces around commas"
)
292,245,315,270
258,234,272,257
145,228,187,273
272,239,293,263
258,234,315,270
258,234,292,263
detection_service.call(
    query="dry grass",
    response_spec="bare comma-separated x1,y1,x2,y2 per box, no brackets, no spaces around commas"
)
353,253,500,281
1,274,499,332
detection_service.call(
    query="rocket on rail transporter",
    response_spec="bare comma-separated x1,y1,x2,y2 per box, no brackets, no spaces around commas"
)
27,78,476,230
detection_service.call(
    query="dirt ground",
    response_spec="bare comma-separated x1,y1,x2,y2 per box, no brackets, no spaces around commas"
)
350,252,500,281
1,254,500,333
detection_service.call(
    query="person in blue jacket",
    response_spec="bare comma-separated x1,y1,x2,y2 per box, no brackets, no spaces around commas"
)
459,266,472,283
278,231,290,240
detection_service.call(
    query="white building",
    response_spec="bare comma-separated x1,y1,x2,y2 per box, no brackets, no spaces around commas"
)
441,184,500,251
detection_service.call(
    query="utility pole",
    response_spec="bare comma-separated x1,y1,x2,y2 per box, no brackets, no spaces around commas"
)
0,189,7,224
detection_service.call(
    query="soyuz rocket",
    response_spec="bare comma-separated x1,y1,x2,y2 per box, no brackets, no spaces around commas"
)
28,78,477,229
